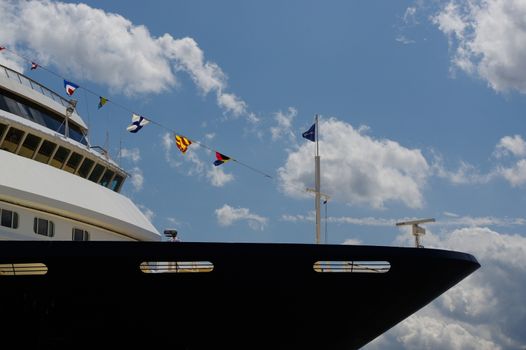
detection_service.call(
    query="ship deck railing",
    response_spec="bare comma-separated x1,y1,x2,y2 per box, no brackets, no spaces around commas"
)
0,64,70,108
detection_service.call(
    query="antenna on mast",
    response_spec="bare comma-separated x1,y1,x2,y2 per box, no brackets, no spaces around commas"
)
65,99,77,139
104,130,110,159
395,218,435,248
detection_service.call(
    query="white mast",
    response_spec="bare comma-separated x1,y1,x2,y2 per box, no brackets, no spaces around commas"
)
314,115,321,244
305,115,326,244
65,99,77,139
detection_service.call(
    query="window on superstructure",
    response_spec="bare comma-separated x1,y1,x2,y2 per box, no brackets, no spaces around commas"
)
64,152,83,173
0,127,24,153
111,174,124,192
100,169,115,187
88,163,105,183
33,218,54,237
34,140,56,164
50,146,70,169
77,158,95,178
0,209,18,229
72,228,89,241
0,88,88,146
18,133,41,159
0,123,7,141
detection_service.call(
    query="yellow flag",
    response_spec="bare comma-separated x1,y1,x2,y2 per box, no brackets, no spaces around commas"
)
175,134,192,153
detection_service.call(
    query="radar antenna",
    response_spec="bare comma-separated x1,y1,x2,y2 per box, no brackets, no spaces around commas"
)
395,218,435,248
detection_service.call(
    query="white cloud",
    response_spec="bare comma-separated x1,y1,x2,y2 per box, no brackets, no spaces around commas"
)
0,50,24,73
166,217,181,226
495,135,526,158
161,132,233,187
278,118,429,209
395,35,416,45
282,213,394,227
368,227,526,349
270,107,298,141
216,92,247,117
281,213,314,223
246,112,260,124
433,0,526,94
120,147,141,163
431,135,526,187
129,166,144,191
207,166,234,187
492,134,526,187
137,204,155,222
215,204,268,231
342,238,362,245
0,0,248,116
283,211,526,230
403,6,418,25
498,159,526,187
431,152,496,185
370,313,499,350
440,215,526,228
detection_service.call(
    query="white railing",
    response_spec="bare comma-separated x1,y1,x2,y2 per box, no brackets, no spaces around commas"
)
0,64,70,107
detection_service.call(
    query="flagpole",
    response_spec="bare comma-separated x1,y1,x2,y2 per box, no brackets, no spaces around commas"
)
315,115,321,244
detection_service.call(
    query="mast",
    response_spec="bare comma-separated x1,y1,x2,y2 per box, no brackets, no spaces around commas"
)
305,115,328,244
65,99,77,139
314,115,321,244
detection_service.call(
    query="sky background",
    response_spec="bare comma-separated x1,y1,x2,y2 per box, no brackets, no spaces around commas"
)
1,0,525,348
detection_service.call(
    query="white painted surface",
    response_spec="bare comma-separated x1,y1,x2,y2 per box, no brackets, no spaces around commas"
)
0,72,87,129
0,150,160,241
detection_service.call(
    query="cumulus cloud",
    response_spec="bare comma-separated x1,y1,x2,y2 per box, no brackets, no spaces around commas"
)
130,166,144,192
278,118,429,209
119,147,141,163
161,132,234,187
431,134,526,187
492,134,526,187
207,166,234,187
431,155,496,185
270,107,298,141
0,0,248,116
215,204,268,231
367,227,526,349
499,159,526,187
433,0,526,94
495,135,526,158
137,204,155,222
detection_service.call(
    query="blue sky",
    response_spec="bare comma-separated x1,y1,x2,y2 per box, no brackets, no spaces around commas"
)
1,0,526,348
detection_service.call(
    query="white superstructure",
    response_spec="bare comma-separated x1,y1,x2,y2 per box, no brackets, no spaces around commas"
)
0,64,161,241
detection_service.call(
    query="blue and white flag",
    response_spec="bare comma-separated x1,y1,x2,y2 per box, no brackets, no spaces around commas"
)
302,123,316,142
127,113,149,133
64,80,79,96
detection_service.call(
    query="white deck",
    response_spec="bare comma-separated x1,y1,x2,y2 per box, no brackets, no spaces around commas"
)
0,150,160,241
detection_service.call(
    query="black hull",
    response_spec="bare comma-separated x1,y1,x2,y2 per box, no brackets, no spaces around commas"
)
0,241,479,349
